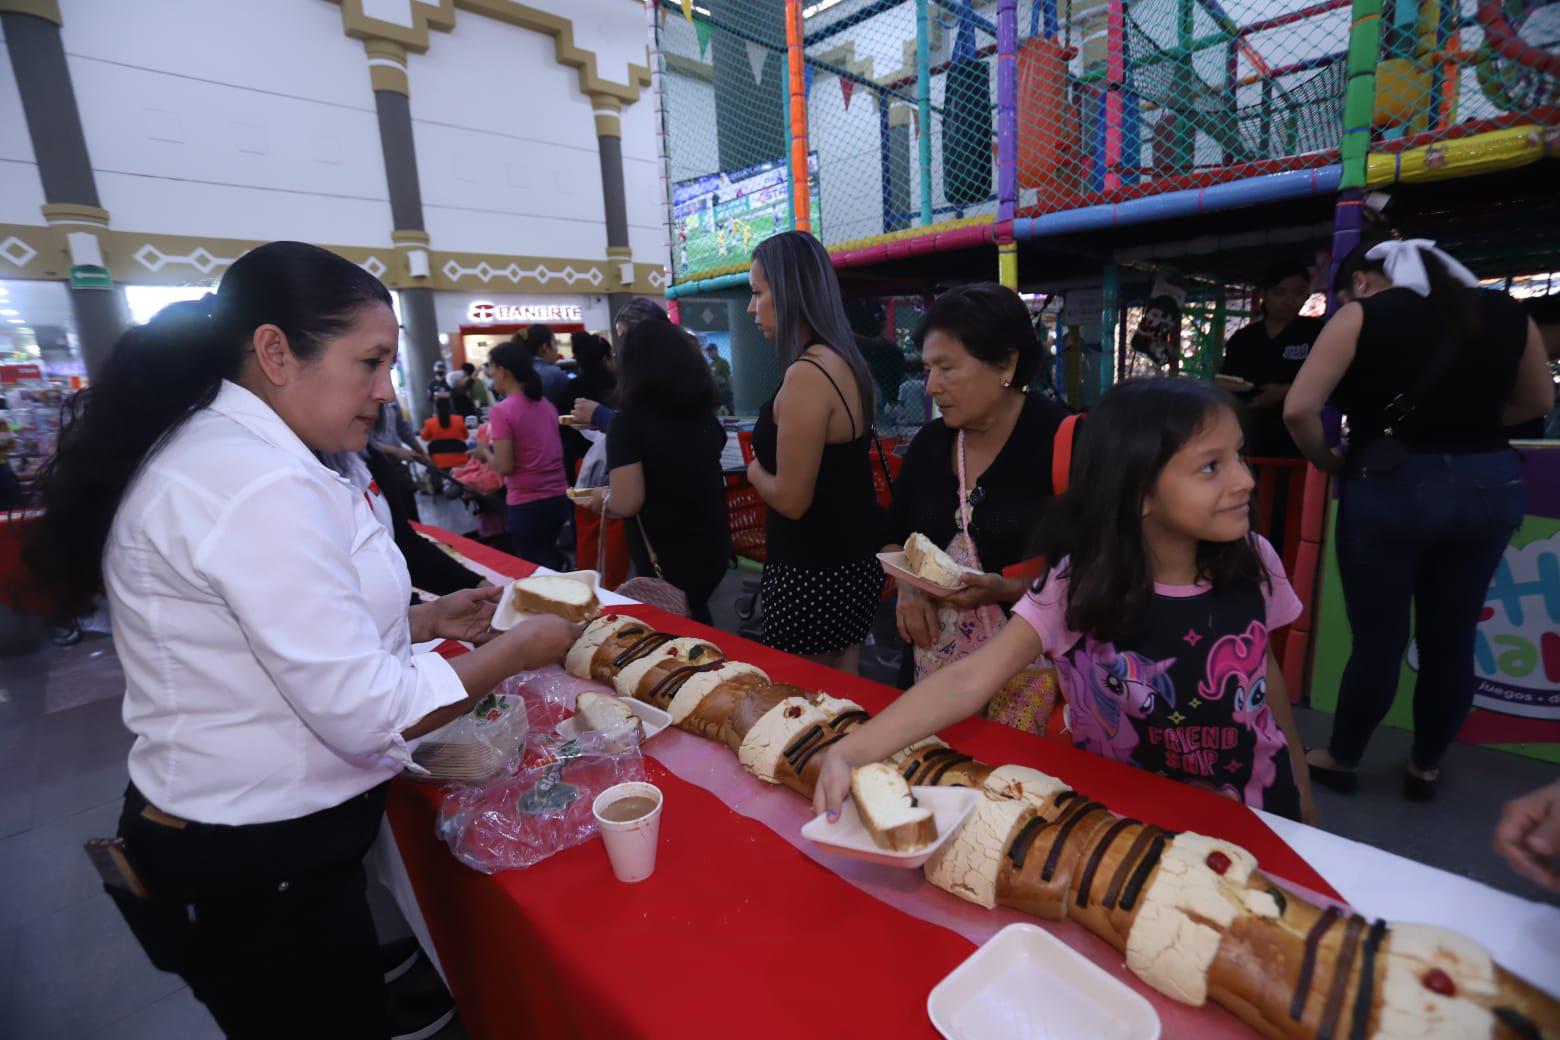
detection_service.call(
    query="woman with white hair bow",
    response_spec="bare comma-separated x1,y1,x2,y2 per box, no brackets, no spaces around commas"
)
1284,237,1553,801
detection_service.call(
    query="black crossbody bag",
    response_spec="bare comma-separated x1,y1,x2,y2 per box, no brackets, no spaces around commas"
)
1356,331,1460,474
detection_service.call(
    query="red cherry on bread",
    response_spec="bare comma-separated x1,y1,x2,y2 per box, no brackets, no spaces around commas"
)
1423,969,1456,997
1206,851,1232,875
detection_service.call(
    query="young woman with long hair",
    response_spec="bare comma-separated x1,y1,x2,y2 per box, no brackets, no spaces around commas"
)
745,230,884,673
588,318,730,623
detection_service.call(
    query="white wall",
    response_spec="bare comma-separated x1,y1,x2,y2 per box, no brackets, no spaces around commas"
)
408,15,608,258
522,0,650,90
59,0,393,244
619,84,669,269
7,0,672,275
0,34,46,226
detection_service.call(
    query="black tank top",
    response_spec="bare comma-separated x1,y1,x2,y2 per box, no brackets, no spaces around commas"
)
1334,287,1529,455
751,354,881,567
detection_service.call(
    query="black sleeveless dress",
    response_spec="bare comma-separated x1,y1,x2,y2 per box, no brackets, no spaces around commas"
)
751,355,885,655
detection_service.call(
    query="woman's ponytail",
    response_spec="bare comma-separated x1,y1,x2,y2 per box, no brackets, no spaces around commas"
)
1420,246,1482,342
24,241,392,621
25,299,242,620
489,340,544,402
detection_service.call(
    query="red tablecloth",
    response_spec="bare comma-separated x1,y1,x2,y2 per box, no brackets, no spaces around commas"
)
393,525,1340,1039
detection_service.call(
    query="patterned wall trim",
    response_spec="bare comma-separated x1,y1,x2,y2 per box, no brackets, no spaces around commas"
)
0,224,667,295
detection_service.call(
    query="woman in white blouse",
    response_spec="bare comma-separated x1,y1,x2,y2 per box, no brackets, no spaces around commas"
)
26,242,571,1037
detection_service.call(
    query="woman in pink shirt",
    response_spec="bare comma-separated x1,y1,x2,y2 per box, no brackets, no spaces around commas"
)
475,341,569,567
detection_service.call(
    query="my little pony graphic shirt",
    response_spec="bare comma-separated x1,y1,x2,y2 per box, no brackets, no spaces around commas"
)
1012,536,1305,818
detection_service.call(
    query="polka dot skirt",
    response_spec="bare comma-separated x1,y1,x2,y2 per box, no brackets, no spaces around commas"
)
759,557,885,657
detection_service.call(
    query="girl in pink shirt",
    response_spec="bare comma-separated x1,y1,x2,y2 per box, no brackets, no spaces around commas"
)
812,378,1317,824
475,340,569,567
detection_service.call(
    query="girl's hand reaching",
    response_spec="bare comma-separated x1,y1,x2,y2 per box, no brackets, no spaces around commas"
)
811,744,856,822
1494,779,1560,891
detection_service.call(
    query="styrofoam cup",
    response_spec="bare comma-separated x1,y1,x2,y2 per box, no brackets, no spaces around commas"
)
592,782,663,883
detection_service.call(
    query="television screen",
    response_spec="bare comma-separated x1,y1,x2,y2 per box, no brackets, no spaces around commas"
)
672,153,820,277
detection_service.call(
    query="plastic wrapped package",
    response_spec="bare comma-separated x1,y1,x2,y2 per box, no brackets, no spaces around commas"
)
436,730,647,874
494,667,598,734
407,690,529,784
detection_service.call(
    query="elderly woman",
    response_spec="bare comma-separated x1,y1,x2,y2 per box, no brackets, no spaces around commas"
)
1285,237,1553,801
884,283,1071,732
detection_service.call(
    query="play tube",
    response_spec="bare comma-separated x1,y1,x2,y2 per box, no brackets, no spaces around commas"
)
666,271,752,299
1365,123,1558,186
1011,165,1342,239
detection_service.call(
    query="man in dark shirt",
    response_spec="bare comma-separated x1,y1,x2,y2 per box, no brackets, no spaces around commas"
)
427,360,452,406
703,343,734,414
846,296,904,407
1221,260,1324,457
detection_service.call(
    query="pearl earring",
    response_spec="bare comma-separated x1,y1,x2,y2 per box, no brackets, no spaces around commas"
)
1001,378,1012,389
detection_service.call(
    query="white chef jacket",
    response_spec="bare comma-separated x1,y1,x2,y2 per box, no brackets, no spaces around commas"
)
104,380,468,825
329,450,395,533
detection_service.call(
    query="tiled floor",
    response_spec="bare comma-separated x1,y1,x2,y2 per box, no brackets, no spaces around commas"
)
0,634,465,1040
2,520,1555,1037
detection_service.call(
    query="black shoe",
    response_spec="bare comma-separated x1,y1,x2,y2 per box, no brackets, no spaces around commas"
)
1403,770,1440,802
381,936,422,984
1305,752,1359,795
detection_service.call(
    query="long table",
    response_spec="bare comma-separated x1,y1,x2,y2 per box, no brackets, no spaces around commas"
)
388,526,1559,1039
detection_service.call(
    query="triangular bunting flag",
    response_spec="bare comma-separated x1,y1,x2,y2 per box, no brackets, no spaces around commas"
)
694,18,713,59
745,40,767,84
680,0,693,24
840,77,855,110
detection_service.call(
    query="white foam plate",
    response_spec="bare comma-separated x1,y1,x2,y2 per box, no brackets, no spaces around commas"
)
877,551,978,598
801,785,979,869
491,569,601,632
555,696,671,745
928,923,1161,1040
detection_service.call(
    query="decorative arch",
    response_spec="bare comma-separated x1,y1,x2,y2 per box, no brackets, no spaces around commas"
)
329,0,651,104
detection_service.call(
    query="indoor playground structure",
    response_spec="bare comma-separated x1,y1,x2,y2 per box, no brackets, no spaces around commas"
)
650,0,1556,308
647,0,1559,756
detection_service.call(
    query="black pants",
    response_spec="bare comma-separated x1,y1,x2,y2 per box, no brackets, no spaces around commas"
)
114,783,390,1039
1328,450,1525,770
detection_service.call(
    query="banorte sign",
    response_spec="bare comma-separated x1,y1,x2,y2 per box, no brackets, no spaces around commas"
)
467,302,583,324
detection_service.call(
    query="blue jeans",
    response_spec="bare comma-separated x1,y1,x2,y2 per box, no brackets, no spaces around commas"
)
1328,450,1525,770
507,495,571,570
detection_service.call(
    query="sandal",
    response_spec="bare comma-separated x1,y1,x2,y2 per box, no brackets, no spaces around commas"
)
1403,767,1440,802
1305,748,1359,795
